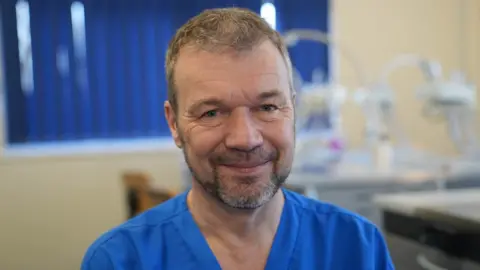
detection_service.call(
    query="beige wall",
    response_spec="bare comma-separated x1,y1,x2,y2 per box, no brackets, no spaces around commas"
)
0,149,184,270
335,0,480,155
0,1,478,269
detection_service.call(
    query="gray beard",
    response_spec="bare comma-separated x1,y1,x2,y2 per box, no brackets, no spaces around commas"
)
176,112,295,209
183,150,290,209
182,147,288,209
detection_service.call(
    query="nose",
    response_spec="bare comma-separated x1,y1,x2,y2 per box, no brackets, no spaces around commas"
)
224,109,263,151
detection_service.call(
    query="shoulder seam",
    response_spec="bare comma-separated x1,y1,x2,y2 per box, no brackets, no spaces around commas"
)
85,245,114,269
288,194,375,226
123,207,187,229
91,207,188,250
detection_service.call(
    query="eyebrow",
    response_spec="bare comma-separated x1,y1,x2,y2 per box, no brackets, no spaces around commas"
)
187,98,225,114
257,89,289,106
257,89,284,101
187,89,287,114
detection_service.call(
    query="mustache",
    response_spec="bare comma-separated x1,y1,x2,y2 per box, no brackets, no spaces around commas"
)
211,147,277,166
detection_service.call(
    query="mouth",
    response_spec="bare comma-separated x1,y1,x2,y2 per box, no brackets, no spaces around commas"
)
219,161,270,175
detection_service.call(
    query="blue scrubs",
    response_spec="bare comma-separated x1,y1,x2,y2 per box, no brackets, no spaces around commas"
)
82,189,394,269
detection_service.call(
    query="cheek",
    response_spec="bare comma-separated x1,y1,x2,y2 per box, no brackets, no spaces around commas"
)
183,125,223,159
272,125,295,168
262,119,295,150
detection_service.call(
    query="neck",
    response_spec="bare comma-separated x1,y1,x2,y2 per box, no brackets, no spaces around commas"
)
187,182,285,242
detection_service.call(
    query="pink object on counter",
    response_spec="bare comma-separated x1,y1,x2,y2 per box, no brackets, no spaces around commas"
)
328,138,344,151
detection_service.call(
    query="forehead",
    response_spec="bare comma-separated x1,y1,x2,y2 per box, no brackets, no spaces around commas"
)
174,41,290,108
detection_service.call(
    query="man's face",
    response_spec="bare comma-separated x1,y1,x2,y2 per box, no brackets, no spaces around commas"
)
165,41,295,209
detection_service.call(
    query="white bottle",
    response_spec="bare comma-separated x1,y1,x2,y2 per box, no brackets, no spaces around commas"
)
374,133,393,173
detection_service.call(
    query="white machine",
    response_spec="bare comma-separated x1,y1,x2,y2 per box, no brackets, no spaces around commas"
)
372,54,478,159
416,67,477,158
284,29,478,173
283,29,366,170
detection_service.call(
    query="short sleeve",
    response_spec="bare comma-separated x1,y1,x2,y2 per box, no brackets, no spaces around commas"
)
374,228,395,270
81,247,114,270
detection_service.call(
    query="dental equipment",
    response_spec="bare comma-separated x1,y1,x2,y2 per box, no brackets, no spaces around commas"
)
283,29,363,169
284,29,404,171
375,54,477,158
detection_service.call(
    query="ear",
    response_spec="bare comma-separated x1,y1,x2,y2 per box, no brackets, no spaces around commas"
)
164,101,183,148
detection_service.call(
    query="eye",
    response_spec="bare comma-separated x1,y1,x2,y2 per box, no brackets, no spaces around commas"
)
201,110,218,118
259,104,279,112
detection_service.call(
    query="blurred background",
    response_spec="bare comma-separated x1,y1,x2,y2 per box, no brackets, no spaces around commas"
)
0,0,479,269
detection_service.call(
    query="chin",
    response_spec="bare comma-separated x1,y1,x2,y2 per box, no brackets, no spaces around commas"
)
219,193,272,209
191,164,287,208
217,179,280,209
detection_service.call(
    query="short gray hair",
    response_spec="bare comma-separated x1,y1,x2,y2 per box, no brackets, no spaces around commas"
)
165,7,293,112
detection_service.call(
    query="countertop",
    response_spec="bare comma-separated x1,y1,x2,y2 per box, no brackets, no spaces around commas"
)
287,149,437,187
287,149,480,188
373,188,480,230
288,163,435,187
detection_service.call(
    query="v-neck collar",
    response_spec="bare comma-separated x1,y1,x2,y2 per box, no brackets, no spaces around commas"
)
174,193,222,269
174,189,300,270
264,189,300,270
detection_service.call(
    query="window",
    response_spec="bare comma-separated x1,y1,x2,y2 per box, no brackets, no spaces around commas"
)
274,0,330,84
2,0,261,147
260,2,276,30
1,0,329,148
15,1,33,96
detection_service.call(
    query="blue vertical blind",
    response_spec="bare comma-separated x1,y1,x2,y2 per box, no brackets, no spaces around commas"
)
2,0,327,145
275,0,330,84
2,0,261,144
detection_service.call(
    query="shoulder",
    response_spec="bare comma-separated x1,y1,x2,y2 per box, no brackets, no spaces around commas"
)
284,189,394,268
81,192,189,269
284,188,378,230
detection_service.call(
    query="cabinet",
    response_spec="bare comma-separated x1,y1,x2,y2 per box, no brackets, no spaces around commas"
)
380,207,480,270
386,234,466,270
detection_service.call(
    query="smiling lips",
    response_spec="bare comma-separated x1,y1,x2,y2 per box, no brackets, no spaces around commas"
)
219,160,270,174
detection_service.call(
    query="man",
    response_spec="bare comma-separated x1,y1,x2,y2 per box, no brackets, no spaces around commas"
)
82,8,394,270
